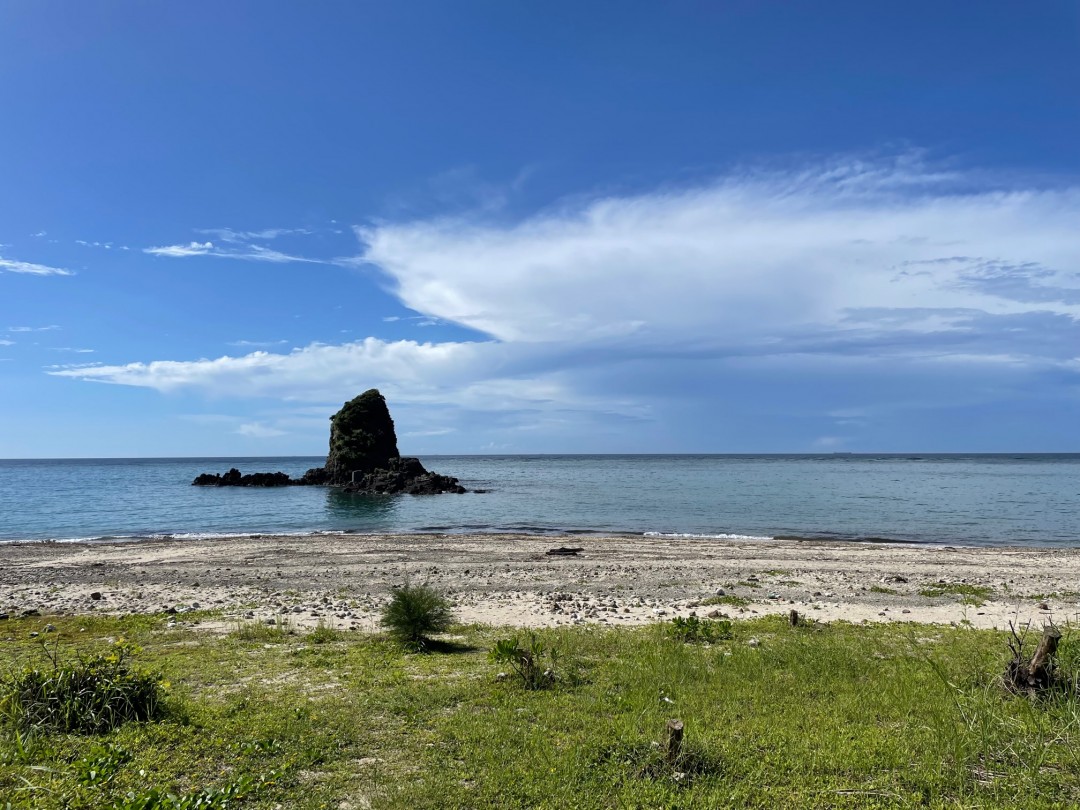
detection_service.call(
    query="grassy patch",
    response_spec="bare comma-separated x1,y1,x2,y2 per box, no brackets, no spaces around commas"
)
869,585,899,595
699,594,751,608
2,615,1080,808
1,641,167,734
919,583,995,605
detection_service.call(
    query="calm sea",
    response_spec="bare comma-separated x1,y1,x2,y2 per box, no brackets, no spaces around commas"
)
0,455,1077,547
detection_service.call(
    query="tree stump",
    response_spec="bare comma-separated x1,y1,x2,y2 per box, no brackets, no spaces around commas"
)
665,719,684,766
789,609,799,627
1006,624,1062,691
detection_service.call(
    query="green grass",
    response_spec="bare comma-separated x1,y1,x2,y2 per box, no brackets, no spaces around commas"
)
700,594,751,607
919,583,995,605
2,614,1080,808
870,585,899,595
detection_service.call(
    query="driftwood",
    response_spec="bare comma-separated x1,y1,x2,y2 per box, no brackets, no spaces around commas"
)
545,547,584,557
1005,624,1062,692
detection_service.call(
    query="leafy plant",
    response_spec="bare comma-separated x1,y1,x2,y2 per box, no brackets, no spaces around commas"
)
75,743,131,787
0,640,166,734
381,582,454,651
490,632,558,690
308,621,342,644
669,615,733,644
699,594,749,608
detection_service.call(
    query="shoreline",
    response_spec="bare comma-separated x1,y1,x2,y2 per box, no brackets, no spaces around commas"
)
3,533,1078,633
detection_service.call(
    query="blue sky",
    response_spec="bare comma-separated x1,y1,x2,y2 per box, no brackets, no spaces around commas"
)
2,1,1079,457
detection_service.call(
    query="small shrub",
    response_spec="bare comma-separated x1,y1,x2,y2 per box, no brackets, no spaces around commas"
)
308,621,341,644
381,583,454,651
232,617,293,642
490,632,558,689
0,641,166,734
75,742,131,787
669,615,733,644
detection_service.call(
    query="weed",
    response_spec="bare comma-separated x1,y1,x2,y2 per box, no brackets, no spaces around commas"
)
381,583,454,651
490,632,558,689
699,594,750,608
919,583,994,605
308,621,342,644
668,616,733,644
870,585,899,595
0,640,165,734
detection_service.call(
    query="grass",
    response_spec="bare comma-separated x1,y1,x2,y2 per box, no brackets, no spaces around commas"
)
870,585,900,595
919,583,995,605
2,614,1080,808
699,594,751,608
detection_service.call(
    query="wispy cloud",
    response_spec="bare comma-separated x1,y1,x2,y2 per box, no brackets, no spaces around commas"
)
50,154,1080,448
196,227,314,242
236,422,287,438
227,339,289,348
0,257,73,276
9,325,60,332
0,339,14,346
143,240,324,264
48,347,95,353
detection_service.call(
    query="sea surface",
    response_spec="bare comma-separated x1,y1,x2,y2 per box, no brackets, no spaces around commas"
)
0,455,1077,547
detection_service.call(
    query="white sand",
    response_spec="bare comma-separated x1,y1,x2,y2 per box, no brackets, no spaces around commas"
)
2,533,1077,633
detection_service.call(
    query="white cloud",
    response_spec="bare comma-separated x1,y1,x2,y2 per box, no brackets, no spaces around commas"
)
196,227,314,242
48,347,95,353
358,156,1080,345
144,241,214,257
0,339,13,346
0,257,73,276
9,325,60,332
143,240,323,264
49,154,1080,448
236,422,287,438
227,339,289,348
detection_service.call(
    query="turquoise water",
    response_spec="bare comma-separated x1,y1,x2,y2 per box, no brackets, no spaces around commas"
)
0,455,1077,547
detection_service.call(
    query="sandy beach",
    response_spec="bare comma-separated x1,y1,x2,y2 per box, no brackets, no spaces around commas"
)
1,533,1077,633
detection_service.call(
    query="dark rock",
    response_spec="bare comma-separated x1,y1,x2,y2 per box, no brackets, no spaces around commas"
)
22,608,41,617
0,613,8,621
324,389,400,485
545,547,585,557
192,468,293,487
344,457,466,495
90,591,103,601
192,389,466,495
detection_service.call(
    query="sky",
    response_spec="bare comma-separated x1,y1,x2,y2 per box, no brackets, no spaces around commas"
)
2,1,1079,457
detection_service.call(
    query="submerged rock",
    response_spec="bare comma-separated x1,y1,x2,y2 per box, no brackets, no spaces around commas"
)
192,390,466,495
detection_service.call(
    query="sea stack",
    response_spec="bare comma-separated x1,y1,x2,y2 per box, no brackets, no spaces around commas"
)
192,389,466,494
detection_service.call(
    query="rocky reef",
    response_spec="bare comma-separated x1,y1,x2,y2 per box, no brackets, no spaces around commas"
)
192,389,466,495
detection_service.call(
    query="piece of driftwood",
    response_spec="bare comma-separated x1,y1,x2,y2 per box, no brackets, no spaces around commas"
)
545,547,584,556
1005,624,1062,691
665,719,684,765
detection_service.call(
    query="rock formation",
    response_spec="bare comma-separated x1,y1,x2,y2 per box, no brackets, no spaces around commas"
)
323,389,401,485
192,389,466,495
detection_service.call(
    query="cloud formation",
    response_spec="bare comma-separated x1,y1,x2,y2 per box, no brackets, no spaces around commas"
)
143,241,323,264
0,257,73,276
53,155,1080,448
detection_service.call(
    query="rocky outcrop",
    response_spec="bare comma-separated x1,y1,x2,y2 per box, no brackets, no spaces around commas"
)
192,390,467,495
324,389,400,485
192,468,293,487
344,456,466,495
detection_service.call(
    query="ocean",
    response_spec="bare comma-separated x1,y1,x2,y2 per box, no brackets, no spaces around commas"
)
0,454,1077,547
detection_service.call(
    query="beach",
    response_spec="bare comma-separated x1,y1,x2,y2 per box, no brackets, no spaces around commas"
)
2,533,1076,633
